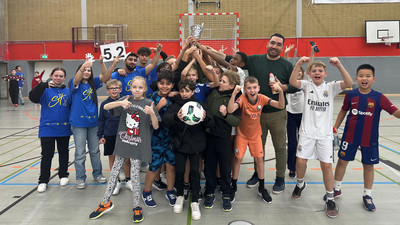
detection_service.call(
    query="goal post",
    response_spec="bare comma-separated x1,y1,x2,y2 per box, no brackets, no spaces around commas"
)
179,12,239,56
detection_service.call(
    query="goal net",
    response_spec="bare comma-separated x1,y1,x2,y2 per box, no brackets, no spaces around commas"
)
179,13,239,56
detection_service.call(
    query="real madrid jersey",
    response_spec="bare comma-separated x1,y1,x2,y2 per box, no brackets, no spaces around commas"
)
299,80,343,140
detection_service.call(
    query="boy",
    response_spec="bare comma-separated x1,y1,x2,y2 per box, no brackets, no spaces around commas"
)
162,79,213,221
331,64,400,212
289,57,353,219
97,79,123,195
142,70,177,208
227,76,285,204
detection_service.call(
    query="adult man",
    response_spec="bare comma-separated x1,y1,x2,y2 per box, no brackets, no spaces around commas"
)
15,65,25,105
245,33,296,194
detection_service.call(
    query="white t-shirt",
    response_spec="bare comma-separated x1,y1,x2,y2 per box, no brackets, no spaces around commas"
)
299,80,342,140
287,91,304,114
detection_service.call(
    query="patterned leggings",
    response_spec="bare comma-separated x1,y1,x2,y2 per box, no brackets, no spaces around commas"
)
103,156,141,207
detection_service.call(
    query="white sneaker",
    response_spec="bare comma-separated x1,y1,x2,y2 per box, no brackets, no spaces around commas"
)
113,182,122,195
37,183,47,193
190,202,201,220
76,180,86,189
174,196,184,213
96,176,107,183
60,177,69,186
160,171,167,184
125,180,133,192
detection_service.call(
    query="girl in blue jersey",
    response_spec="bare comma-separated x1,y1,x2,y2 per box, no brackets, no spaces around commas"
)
70,58,111,189
29,68,72,193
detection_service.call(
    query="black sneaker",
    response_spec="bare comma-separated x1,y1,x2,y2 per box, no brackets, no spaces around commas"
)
272,177,285,194
230,186,237,202
292,182,307,199
204,194,215,209
289,170,296,179
258,188,272,204
246,171,258,188
222,197,232,212
152,179,167,191
325,200,339,218
183,183,190,201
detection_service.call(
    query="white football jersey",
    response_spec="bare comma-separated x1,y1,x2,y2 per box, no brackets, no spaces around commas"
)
299,80,342,140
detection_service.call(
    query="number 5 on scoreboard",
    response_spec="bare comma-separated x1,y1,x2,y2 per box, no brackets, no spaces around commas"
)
100,42,126,62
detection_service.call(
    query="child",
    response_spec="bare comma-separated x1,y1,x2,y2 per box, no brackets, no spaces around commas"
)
142,70,177,208
289,57,353,219
162,79,213,221
29,67,71,192
97,79,123,195
203,70,241,212
32,70,45,90
331,64,400,212
89,76,160,223
3,69,20,107
70,58,111,189
227,76,285,204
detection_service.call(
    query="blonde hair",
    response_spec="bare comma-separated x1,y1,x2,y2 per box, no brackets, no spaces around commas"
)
222,70,240,86
131,76,148,97
106,79,122,88
309,61,326,71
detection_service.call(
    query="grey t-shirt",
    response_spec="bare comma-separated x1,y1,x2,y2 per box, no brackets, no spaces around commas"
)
111,96,160,162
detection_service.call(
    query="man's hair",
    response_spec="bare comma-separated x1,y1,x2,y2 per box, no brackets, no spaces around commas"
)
178,79,196,91
137,47,151,56
244,76,259,87
15,65,21,69
157,70,175,83
222,70,240,86
236,52,248,67
357,64,375,77
270,33,285,44
106,79,122,88
125,52,139,61
309,61,327,71
35,71,39,74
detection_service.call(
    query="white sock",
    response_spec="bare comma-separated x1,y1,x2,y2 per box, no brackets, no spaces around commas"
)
296,178,304,188
326,190,334,200
364,188,372,196
334,180,342,191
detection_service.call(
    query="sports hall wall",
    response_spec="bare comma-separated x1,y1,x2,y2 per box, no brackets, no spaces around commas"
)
2,0,400,97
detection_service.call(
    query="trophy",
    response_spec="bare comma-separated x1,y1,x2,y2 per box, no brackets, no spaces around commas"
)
190,23,204,39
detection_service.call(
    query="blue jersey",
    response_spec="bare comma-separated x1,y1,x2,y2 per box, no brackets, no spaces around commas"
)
149,92,171,148
39,87,72,137
341,89,398,147
69,76,102,127
111,67,146,97
16,72,24,87
194,83,210,103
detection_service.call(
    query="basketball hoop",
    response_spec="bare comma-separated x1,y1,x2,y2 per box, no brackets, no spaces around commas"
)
381,36,393,46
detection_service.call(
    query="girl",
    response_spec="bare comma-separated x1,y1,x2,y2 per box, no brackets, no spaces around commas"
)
70,58,111,189
89,76,160,223
29,67,71,192
3,69,21,107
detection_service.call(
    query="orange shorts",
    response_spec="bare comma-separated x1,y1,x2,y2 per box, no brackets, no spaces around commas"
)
234,134,264,159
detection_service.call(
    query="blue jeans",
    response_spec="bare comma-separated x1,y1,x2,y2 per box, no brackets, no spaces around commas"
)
18,87,24,104
72,126,103,181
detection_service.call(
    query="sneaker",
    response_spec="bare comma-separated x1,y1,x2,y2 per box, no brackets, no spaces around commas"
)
204,194,215,209
183,183,190,201
258,188,272,204
89,201,114,220
222,197,232,212
76,180,86,189
230,186,237,202
289,171,296,179
165,190,176,206
246,172,258,188
113,181,122,195
140,162,149,172
96,176,107,183
142,190,157,207
200,171,206,180
292,182,307,199
152,179,167,191
191,202,201,220
323,189,342,201
272,177,285,194
132,206,144,223
125,180,133,192
60,177,69,186
174,196,184,213
363,195,376,212
37,183,47,193
160,171,167,184
325,199,339,218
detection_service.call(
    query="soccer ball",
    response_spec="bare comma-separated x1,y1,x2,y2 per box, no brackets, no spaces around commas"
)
180,101,204,126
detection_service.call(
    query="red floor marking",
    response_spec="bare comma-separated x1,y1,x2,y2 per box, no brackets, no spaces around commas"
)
26,108,40,121
12,166,22,168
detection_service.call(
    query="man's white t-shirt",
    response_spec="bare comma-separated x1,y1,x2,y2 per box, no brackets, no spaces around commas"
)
299,80,342,140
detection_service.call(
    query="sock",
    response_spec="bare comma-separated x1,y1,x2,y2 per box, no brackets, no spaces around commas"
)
364,188,372,196
258,179,265,191
125,177,131,182
326,191,334,201
231,178,237,189
296,178,304,188
334,180,342,191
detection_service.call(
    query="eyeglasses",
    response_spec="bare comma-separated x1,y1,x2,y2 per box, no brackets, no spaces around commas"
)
107,87,121,90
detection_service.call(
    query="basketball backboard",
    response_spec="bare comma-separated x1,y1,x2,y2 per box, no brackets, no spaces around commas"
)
365,20,400,44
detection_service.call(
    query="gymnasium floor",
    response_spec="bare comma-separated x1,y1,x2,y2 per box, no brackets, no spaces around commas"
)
0,95,399,225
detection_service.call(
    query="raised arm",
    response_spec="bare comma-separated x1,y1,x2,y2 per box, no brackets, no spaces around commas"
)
195,42,237,72
329,57,353,90
174,36,194,71
227,85,241,113
145,43,162,75
181,58,196,79
290,57,309,89
306,44,316,75
74,60,92,86
99,56,119,84
192,49,215,82
284,44,295,60
205,65,220,88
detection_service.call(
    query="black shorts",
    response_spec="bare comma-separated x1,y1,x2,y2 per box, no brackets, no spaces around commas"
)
104,136,116,156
